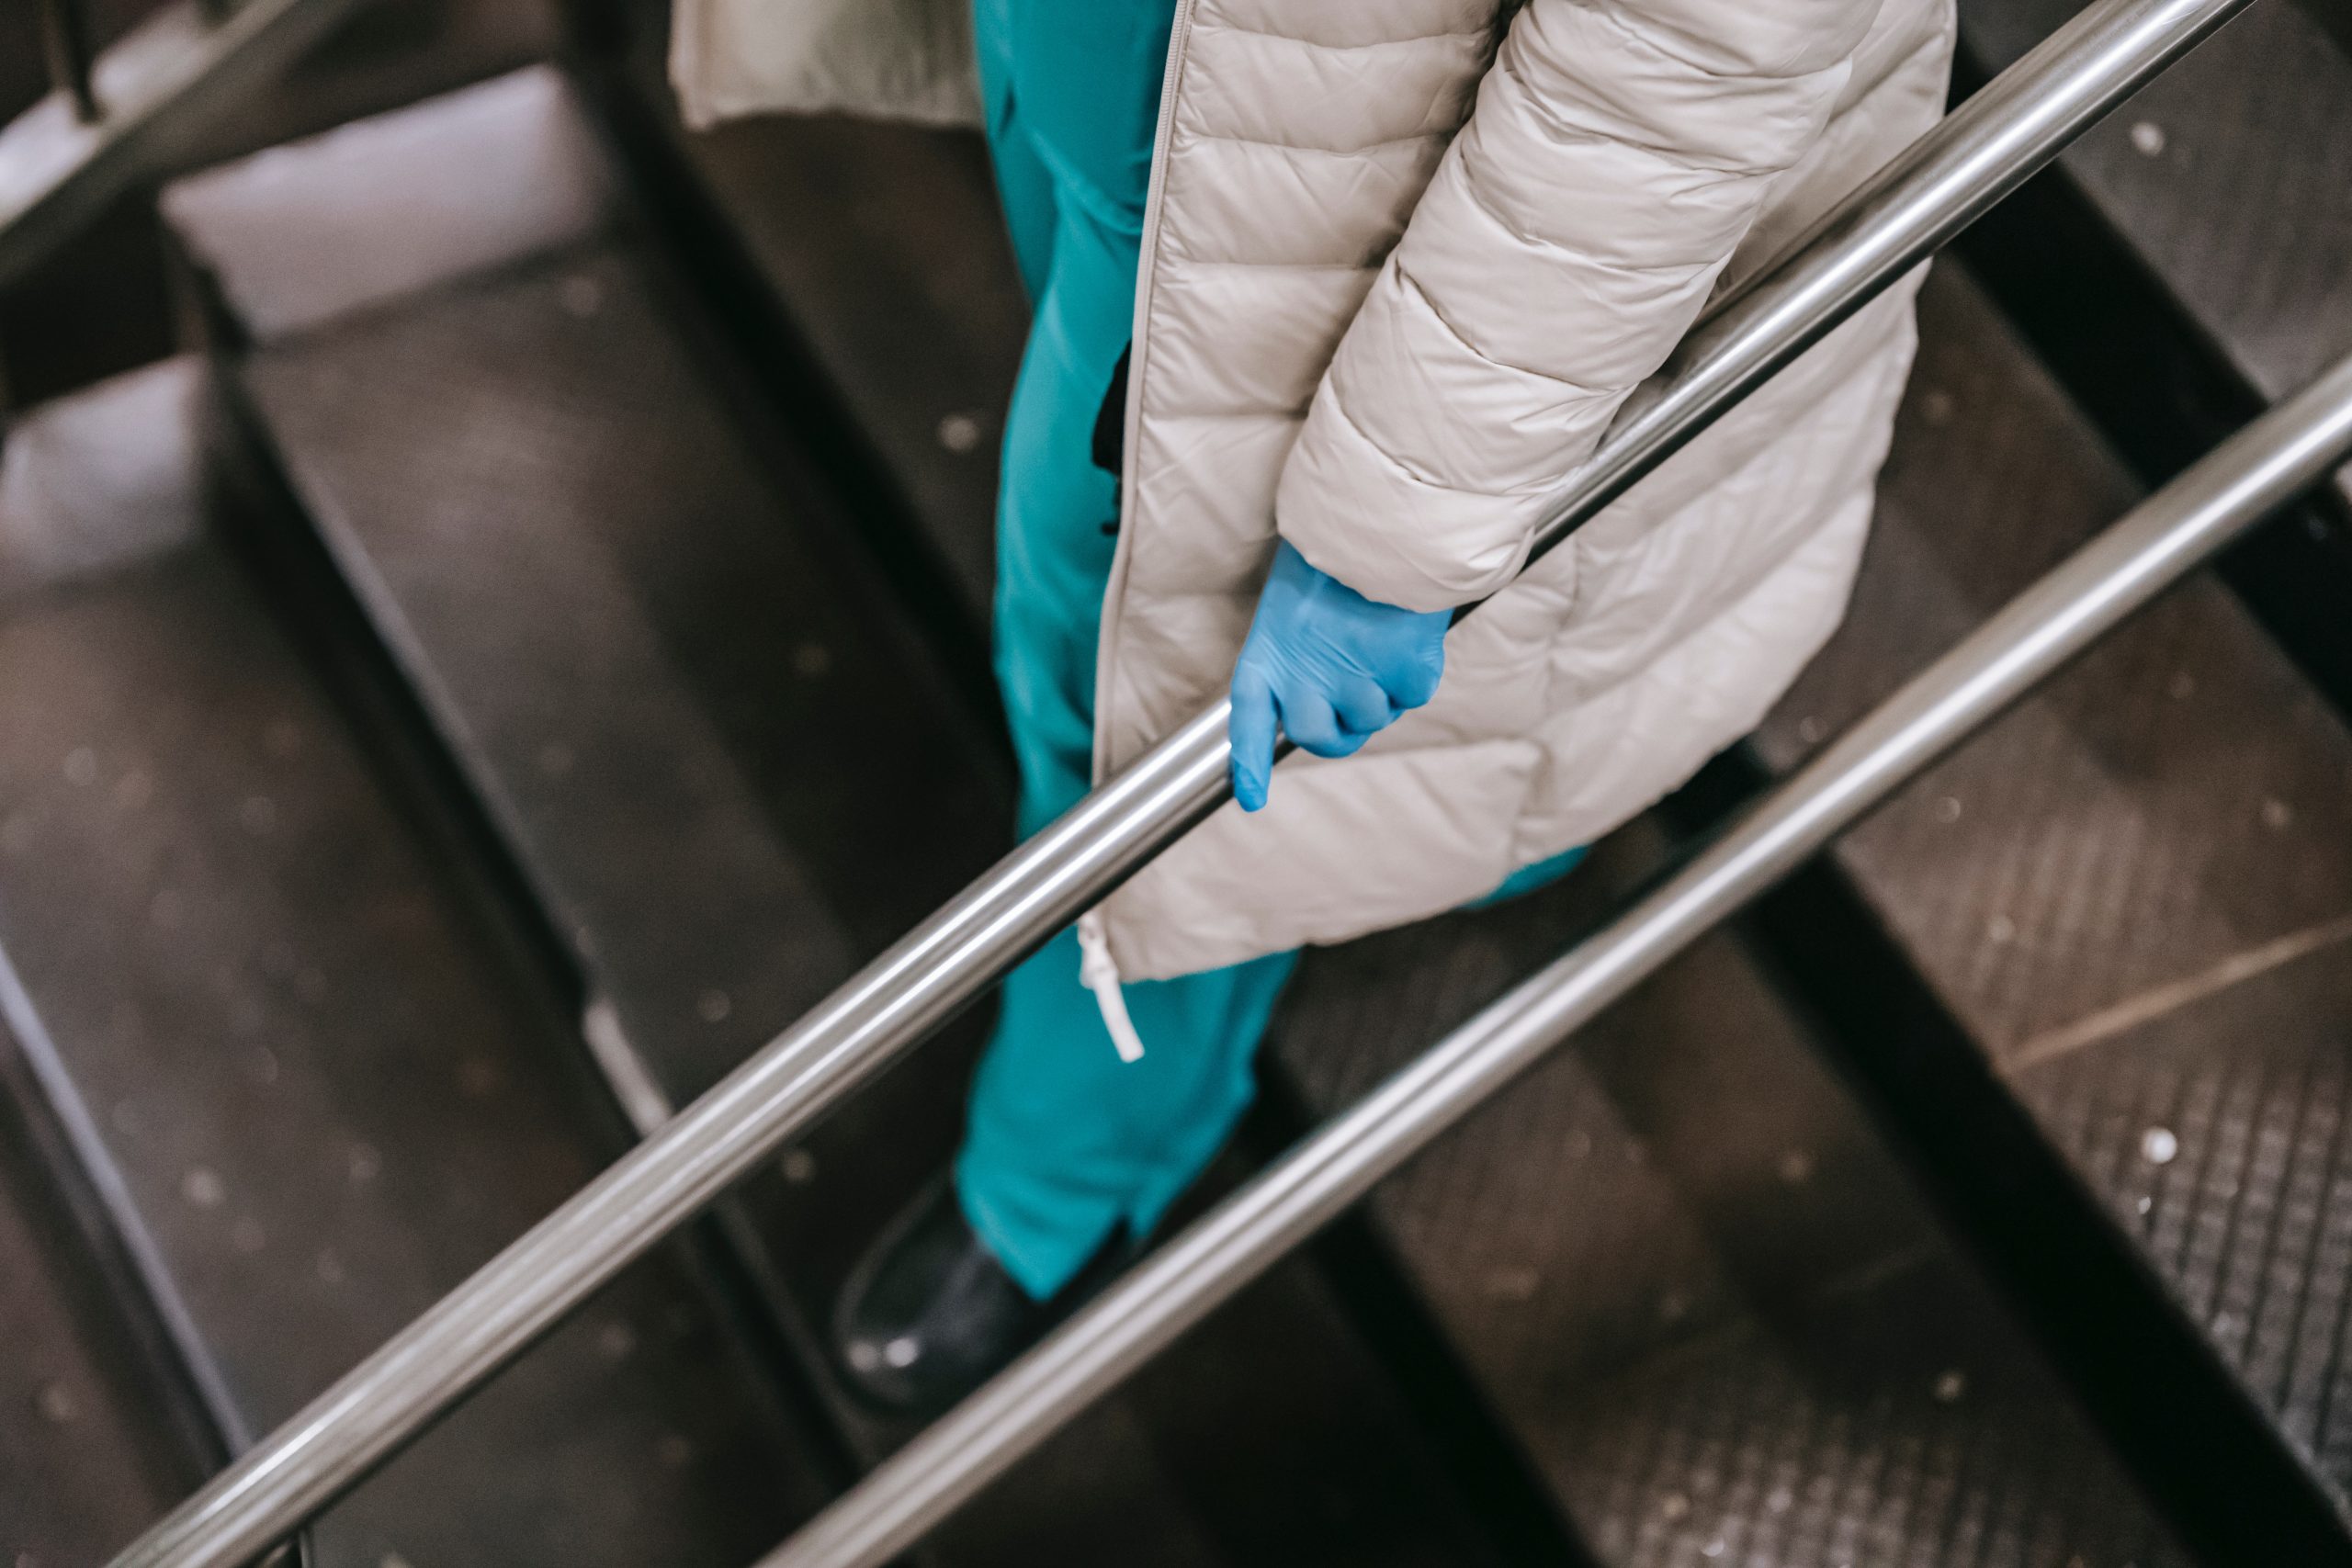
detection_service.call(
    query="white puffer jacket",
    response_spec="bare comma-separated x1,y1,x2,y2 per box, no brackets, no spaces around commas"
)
675,0,1955,981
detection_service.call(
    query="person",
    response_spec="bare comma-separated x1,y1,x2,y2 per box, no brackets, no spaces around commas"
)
671,0,1954,1411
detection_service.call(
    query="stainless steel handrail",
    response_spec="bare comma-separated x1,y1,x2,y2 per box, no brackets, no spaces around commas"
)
758,342,2352,1568
0,0,366,289
103,0,2255,1561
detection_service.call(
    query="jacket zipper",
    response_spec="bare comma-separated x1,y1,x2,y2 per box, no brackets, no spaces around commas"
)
1075,0,1197,1060
1092,0,1195,795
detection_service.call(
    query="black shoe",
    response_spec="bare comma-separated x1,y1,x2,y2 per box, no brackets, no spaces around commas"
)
833,1176,1125,1415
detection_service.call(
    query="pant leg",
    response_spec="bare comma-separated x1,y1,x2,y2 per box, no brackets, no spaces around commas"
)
957,0,1297,1303
958,0,1587,1302
1472,844,1589,908
972,0,1055,303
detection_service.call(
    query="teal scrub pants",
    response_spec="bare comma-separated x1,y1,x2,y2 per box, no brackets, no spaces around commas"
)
954,0,1582,1301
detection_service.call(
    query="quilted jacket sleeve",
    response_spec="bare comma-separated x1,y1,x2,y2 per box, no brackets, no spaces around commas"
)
1273,0,1891,612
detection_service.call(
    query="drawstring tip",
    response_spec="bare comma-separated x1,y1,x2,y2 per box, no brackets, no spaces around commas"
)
1077,913,1148,1063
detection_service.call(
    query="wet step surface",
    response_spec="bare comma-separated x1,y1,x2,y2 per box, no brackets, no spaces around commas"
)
0,540,831,1566
184,72,1524,1565
1752,260,2352,1508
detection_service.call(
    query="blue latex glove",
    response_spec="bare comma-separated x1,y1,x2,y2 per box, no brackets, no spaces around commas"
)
1228,539,1450,811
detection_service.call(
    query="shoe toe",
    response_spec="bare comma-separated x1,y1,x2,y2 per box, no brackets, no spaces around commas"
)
834,1180,1036,1413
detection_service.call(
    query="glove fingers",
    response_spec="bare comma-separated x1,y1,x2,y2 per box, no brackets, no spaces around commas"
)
1280,685,1371,760
1330,674,1395,739
1381,628,1447,712
1228,666,1279,812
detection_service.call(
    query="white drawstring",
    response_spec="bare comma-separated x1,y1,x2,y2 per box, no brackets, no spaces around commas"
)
1076,911,1147,1063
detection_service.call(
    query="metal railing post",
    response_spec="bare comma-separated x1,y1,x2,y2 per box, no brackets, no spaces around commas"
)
100,0,2256,1561
759,344,2352,1568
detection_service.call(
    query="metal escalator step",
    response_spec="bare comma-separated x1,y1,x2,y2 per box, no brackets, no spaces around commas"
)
0,544,831,1564
1958,0,2352,505
1268,816,2190,1563
648,110,1023,626
585,34,1022,631
1753,262,2352,1501
221,237,1011,1489
235,242,1005,1106
1273,826,1925,1402
1546,1258,2188,1568
0,1040,196,1568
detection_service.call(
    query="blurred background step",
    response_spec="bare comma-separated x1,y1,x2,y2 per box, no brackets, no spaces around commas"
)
611,101,1023,637
0,0,562,412
1724,258,2352,1552
0,362,836,1565
574,2,1023,657
0,1013,205,1568
165,66,1540,1568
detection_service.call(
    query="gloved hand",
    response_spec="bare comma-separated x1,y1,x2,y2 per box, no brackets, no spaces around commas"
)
1228,538,1450,811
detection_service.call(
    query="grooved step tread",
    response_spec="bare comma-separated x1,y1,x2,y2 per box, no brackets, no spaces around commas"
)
1271,815,2188,1564
1757,262,2352,1503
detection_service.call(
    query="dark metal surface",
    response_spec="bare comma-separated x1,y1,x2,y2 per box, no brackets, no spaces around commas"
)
239,243,1007,1101
1962,0,2352,414
0,1030,193,1568
1748,263,2352,1525
650,110,1023,629
1267,809,2190,1563
1546,1258,2191,1568
585,15,1022,642
0,545,831,1566
1763,273,2352,1061
1948,0,2352,750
